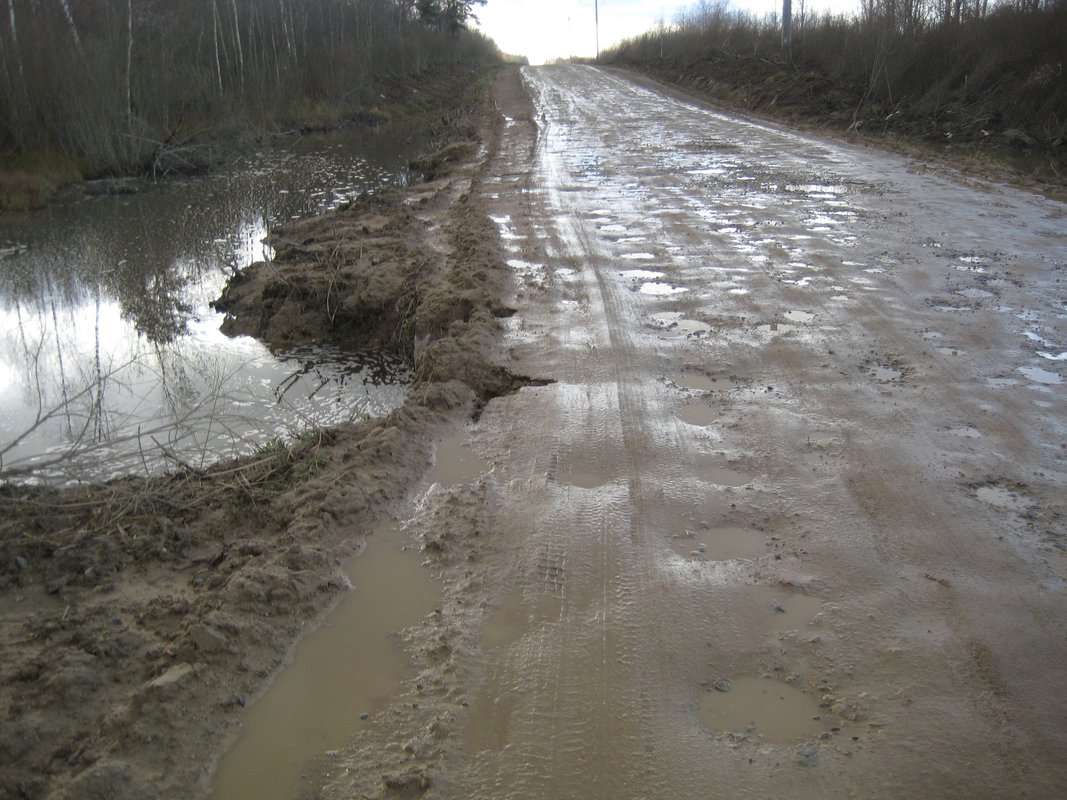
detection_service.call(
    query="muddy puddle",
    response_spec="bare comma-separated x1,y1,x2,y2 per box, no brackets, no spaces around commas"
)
427,432,490,486
209,525,439,800
562,472,613,488
698,677,827,743
671,526,765,561
652,312,711,337
481,589,529,651
465,689,521,753
639,281,688,295
677,404,718,426
674,372,717,391
1018,366,1063,385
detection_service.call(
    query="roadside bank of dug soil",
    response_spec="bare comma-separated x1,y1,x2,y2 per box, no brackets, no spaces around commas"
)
602,57,1067,199
0,65,531,800
0,63,492,212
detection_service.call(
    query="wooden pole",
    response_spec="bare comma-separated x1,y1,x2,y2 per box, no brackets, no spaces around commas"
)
783,0,792,58
595,0,599,59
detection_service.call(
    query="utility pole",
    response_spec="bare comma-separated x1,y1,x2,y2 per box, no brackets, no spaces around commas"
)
595,0,600,60
782,0,792,59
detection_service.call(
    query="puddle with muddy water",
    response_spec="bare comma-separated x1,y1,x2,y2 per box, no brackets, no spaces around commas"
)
209,525,439,800
674,372,717,391
1018,366,1063,385
698,466,754,487
466,689,521,753
652,312,711,337
671,526,765,561
639,282,688,296
426,433,490,486
698,677,827,743
677,404,718,426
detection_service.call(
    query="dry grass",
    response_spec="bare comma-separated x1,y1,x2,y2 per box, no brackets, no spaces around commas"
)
0,152,83,210
601,4,1067,192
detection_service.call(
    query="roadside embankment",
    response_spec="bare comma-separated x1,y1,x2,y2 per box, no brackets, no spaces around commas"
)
0,62,498,212
600,6,1067,196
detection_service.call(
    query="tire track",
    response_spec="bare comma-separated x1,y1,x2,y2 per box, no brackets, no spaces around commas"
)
445,64,1067,799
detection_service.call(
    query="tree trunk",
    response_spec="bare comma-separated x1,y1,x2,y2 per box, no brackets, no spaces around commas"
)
57,0,81,48
125,0,133,121
230,0,245,92
212,0,224,95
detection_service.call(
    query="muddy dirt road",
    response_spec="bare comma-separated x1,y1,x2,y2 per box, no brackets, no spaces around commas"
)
386,65,1067,798
24,62,1059,800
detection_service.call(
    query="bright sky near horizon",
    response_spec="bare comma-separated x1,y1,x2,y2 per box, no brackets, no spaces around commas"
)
476,0,860,65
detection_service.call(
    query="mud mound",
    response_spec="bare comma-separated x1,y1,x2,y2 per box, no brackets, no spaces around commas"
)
214,191,426,354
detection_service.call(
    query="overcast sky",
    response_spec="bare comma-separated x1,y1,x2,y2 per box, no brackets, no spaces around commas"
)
476,0,860,65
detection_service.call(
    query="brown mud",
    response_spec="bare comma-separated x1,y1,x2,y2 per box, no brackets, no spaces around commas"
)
604,60,1067,200
4,60,1067,800
0,66,531,800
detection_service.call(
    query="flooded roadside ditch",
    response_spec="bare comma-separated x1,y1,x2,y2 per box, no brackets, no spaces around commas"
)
0,130,420,484
209,523,440,800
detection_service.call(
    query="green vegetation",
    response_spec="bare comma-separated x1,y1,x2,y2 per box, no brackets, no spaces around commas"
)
0,0,498,204
602,0,1066,186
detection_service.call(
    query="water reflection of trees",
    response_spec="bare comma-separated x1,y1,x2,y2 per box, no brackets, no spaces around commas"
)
0,299,414,482
276,346,412,400
0,137,417,482
114,264,191,346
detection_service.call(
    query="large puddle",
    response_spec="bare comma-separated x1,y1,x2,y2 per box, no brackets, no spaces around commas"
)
209,524,439,800
0,130,419,483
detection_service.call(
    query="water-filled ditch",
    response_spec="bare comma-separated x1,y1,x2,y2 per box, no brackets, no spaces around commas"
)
1,130,419,483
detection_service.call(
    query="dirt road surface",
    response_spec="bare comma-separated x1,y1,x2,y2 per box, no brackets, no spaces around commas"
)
345,64,1067,799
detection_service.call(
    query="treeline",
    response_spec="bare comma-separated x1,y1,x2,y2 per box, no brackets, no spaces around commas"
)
602,0,1066,152
0,0,499,176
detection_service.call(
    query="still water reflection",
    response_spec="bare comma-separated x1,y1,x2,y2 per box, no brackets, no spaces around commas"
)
0,131,417,483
